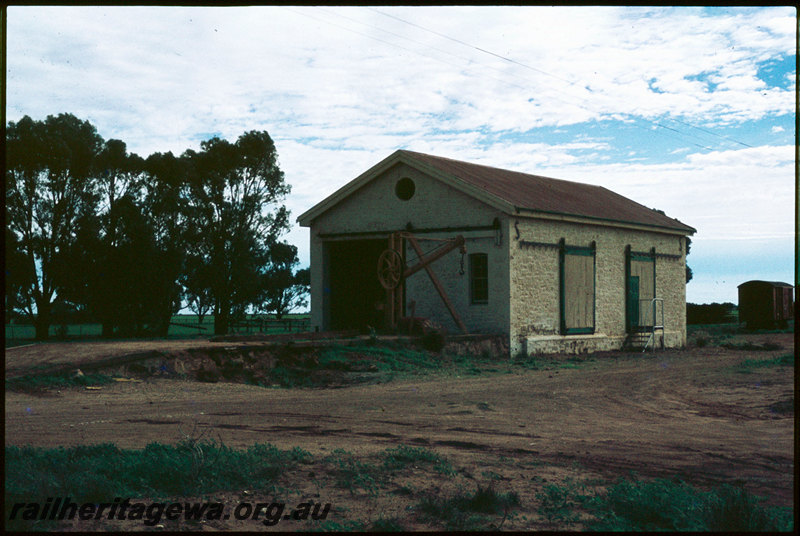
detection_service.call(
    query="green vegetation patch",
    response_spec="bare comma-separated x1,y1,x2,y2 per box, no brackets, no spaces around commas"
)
382,445,455,476
513,353,595,371
733,353,793,374
265,343,505,388
6,372,116,392
417,484,521,530
586,478,793,532
536,478,588,523
721,341,783,352
322,449,383,496
5,441,310,506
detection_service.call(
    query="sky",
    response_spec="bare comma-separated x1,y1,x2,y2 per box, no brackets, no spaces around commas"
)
6,5,796,305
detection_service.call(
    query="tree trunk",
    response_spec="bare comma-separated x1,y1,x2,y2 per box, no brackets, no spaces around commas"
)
213,299,230,335
155,304,172,337
101,321,114,338
34,303,52,341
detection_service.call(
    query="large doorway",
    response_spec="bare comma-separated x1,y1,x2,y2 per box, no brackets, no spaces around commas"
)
627,254,655,332
326,239,389,331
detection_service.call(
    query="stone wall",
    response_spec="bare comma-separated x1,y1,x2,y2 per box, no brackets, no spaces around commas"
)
509,216,687,356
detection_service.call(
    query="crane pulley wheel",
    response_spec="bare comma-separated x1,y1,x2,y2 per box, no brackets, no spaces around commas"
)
377,249,404,289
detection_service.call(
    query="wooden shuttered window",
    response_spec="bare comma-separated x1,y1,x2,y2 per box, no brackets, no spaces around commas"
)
560,241,596,335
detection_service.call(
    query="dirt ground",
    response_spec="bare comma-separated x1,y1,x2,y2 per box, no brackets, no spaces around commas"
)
5,332,795,530
4,338,296,379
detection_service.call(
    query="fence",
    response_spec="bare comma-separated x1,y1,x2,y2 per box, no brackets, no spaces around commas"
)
229,317,311,334
5,315,310,342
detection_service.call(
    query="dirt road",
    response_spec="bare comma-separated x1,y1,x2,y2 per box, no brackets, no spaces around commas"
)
5,334,793,508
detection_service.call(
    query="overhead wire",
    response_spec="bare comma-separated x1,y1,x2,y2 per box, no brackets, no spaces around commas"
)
368,7,756,152
285,6,753,153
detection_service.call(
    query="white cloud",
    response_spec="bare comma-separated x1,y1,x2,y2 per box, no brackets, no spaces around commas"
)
8,6,796,155
771,125,785,133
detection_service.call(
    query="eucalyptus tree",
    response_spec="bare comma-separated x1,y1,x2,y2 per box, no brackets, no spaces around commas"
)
184,131,290,335
5,114,103,339
95,138,145,247
139,151,190,335
57,139,164,337
257,241,309,320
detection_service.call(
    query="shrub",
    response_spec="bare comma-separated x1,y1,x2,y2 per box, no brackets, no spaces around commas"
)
587,478,793,532
418,485,520,530
687,303,737,325
382,445,455,475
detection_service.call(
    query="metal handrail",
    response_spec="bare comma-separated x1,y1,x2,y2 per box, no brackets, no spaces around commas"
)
642,298,664,352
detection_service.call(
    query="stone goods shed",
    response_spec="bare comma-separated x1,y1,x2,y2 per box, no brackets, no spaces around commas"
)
297,150,696,356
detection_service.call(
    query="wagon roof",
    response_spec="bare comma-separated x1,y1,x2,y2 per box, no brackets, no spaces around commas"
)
737,280,794,288
298,149,696,234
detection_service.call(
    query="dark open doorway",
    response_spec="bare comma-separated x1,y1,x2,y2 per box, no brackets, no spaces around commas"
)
326,239,390,331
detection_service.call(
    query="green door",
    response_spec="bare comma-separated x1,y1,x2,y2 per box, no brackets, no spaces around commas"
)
627,276,640,332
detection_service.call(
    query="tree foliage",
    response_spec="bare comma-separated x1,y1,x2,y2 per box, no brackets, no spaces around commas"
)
5,114,103,339
183,131,291,334
257,242,310,320
685,237,693,283
6,115,300,338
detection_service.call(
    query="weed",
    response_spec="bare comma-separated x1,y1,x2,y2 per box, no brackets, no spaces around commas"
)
536,479,587,523
4,440,312,524
734,353,793,374
586,478,793,532
417,485,520,530
722,342,783,351
324,449,382,495
464,485,521,514
382,445,455,476
309,519,367,531
705,484,793,532
369,517,406,531
6,372,116,392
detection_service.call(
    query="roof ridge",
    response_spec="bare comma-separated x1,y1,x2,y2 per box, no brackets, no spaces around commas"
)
397,149,694,234
399,149,605,189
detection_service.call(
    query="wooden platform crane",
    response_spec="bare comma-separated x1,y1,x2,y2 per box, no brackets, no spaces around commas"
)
376,231,468,334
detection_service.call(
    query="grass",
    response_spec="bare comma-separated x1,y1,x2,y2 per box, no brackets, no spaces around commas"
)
721,341,783,351
513,353,595,371
368,517,406,531
536,476,794,532
536,478,588,524
5,438,793,532
587,478,793,532
417,484,521,530
733,353,793,374
262,343,506,389
5,441,312,531
6,372,117,392
5,313,311,346
323,449,383,496
382,445,456,476
5,441,311,509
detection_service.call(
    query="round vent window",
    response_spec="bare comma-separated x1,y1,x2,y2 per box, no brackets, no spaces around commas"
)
395,178,415,200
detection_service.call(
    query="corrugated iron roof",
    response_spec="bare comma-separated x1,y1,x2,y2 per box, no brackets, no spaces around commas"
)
400,150,696,234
